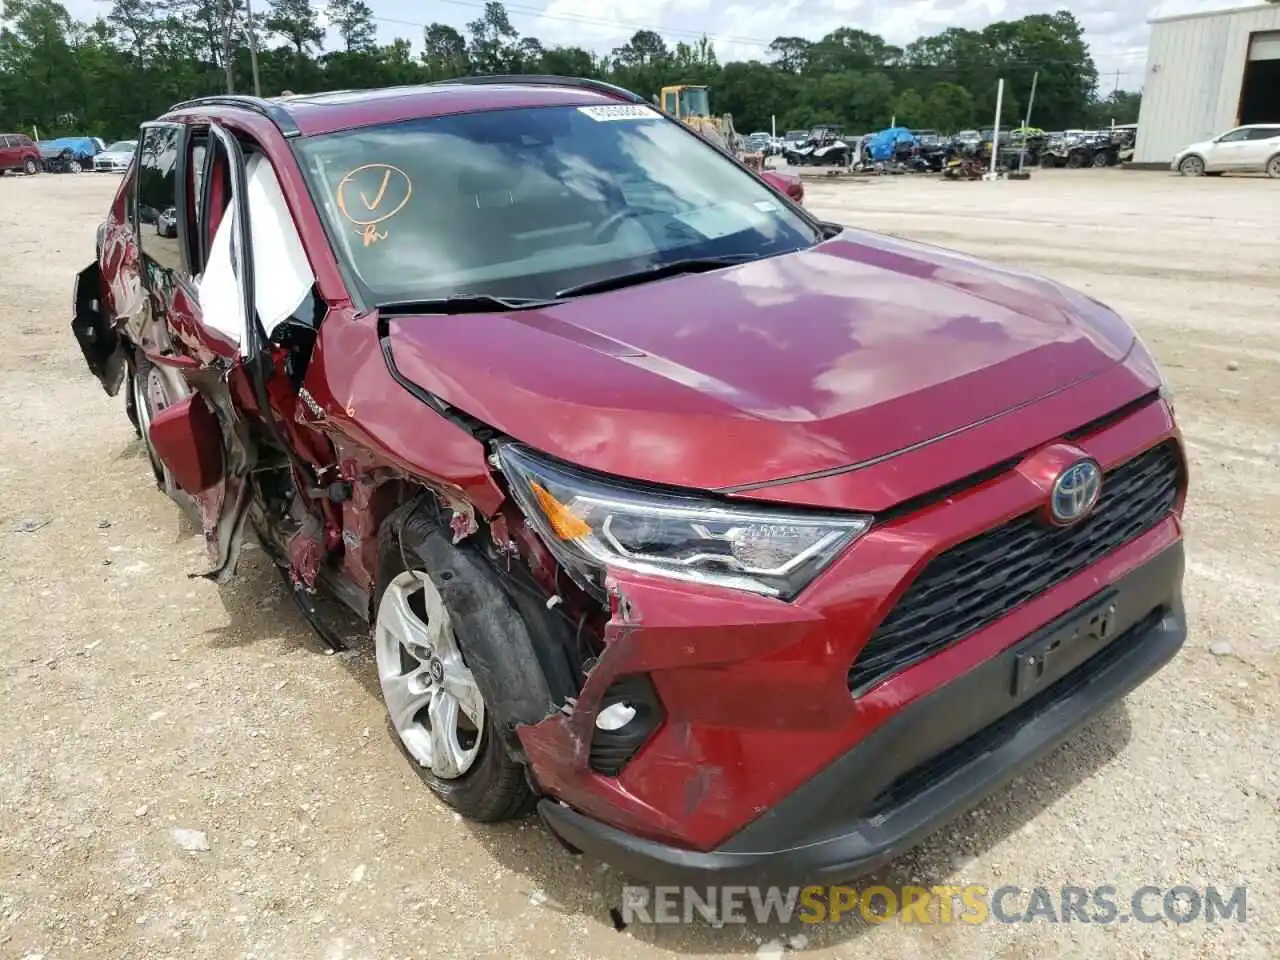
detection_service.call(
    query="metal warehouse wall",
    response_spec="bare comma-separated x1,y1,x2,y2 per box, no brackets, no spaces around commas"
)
1135,4,1280,164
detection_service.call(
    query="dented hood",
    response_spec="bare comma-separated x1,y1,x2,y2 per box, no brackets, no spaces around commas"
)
385,229,1137,495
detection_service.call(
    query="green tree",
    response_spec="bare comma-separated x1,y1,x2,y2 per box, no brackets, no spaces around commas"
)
893,88,925,126
325,0,374,54
924,81,976,131
0,2,1123,145
465,1,519,73
421,23,467,78
767,36,811,73
265,0,323,55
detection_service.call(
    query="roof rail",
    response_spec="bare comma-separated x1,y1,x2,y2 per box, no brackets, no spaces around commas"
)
429,74,649,105
165,94,301,137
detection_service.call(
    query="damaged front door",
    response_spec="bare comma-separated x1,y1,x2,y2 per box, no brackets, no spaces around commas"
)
133,120,262,583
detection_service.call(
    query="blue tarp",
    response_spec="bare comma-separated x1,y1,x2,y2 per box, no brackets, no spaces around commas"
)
38,137,99,160
865,126,918,161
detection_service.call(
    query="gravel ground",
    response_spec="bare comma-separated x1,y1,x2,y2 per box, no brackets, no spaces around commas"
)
0,168,1277,960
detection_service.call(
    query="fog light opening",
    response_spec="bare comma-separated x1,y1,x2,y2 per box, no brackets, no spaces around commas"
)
595,702,637,731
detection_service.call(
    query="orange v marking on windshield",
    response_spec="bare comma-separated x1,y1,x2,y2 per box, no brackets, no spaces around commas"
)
335,163,412,246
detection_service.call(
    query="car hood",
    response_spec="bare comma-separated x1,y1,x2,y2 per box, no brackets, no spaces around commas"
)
386,229,1138,497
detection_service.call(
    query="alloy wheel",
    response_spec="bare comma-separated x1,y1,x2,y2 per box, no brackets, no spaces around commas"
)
1268,156,1280,179
374,569,486,780
1179,156,1204,177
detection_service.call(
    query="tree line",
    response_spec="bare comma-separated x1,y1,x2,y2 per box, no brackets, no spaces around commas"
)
0,0,1141,141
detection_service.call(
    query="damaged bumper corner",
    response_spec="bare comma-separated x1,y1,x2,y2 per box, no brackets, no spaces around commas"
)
532,544,1186,885
71,260,127,396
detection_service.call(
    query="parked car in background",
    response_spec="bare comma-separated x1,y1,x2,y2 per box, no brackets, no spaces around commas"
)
744,131,773,155
1172,124,1280,178
0,132,42,174
73,76,1186,886
39,136,99,173
94,139,138,173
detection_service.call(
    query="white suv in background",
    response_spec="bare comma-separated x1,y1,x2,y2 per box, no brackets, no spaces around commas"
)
1172,124,1280,178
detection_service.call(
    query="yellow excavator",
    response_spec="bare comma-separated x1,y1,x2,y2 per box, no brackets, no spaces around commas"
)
657,84,752,162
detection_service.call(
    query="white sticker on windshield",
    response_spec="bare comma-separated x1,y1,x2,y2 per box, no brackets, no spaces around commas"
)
578,104,661,122
754,200,778,212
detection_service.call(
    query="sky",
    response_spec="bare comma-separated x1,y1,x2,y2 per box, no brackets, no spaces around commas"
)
61,0,1264,93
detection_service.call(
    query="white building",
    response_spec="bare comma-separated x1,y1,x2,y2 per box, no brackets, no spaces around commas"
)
1134,3,1280,165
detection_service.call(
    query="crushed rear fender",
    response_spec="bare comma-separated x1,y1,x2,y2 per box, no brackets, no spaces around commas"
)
71,261,127,396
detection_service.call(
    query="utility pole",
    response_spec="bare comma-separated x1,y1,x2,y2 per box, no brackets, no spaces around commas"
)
988,78,1004,179
222,0,235,93
1112,67,1121,96
1017,70,1039,174
244,0,263,97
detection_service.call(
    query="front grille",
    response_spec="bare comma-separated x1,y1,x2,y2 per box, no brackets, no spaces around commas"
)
848,442,1182,695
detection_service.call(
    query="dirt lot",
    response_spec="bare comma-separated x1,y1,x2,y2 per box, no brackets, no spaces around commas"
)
0,168,1277,960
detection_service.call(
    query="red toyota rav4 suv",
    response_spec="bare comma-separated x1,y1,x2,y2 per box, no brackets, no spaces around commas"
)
71,77,1187,885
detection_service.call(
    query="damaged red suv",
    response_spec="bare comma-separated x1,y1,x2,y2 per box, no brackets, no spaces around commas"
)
72,76,1187,884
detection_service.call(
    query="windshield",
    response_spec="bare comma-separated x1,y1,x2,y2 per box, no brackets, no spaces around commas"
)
677,87,710,117
293,104,820,306
106,141,136,153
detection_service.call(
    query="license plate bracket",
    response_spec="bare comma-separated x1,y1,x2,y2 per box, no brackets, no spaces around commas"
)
1012,591,1120,699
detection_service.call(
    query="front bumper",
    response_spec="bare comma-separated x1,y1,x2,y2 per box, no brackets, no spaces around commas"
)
539,542,1185,885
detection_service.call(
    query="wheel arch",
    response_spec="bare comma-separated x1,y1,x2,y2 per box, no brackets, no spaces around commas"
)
375,494,583,757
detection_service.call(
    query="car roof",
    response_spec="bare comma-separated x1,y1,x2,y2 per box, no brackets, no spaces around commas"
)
167,76,647,139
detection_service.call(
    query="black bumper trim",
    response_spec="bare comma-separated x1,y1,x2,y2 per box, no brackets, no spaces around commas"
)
538,542,1185,885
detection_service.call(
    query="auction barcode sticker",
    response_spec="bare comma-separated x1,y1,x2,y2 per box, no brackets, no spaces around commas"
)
578,104,661,122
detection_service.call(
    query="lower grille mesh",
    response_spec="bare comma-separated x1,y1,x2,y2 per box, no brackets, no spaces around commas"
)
848,443,1182,695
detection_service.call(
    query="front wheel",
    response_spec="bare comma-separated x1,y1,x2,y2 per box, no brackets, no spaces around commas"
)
1178,155,1205,177
373,514,535,822
1267,154,1280,179
23,158,38,175
68,159,83,174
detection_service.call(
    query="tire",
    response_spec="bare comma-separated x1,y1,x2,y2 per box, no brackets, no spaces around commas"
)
1178,155,1205,177
68,160,83,174
1040,155,1056,169
373,506,536,822
23,158,38,175
1267,154,1280,180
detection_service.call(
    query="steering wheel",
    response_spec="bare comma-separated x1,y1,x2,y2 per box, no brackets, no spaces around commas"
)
591,205,664,244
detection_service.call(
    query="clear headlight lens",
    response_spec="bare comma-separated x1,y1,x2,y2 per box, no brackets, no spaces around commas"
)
496,443,871,600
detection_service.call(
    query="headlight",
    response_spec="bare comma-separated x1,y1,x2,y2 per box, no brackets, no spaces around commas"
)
496,443,871,600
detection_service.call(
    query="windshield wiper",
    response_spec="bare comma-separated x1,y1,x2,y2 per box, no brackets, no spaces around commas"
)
376,294,559,315
555,255,757,299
